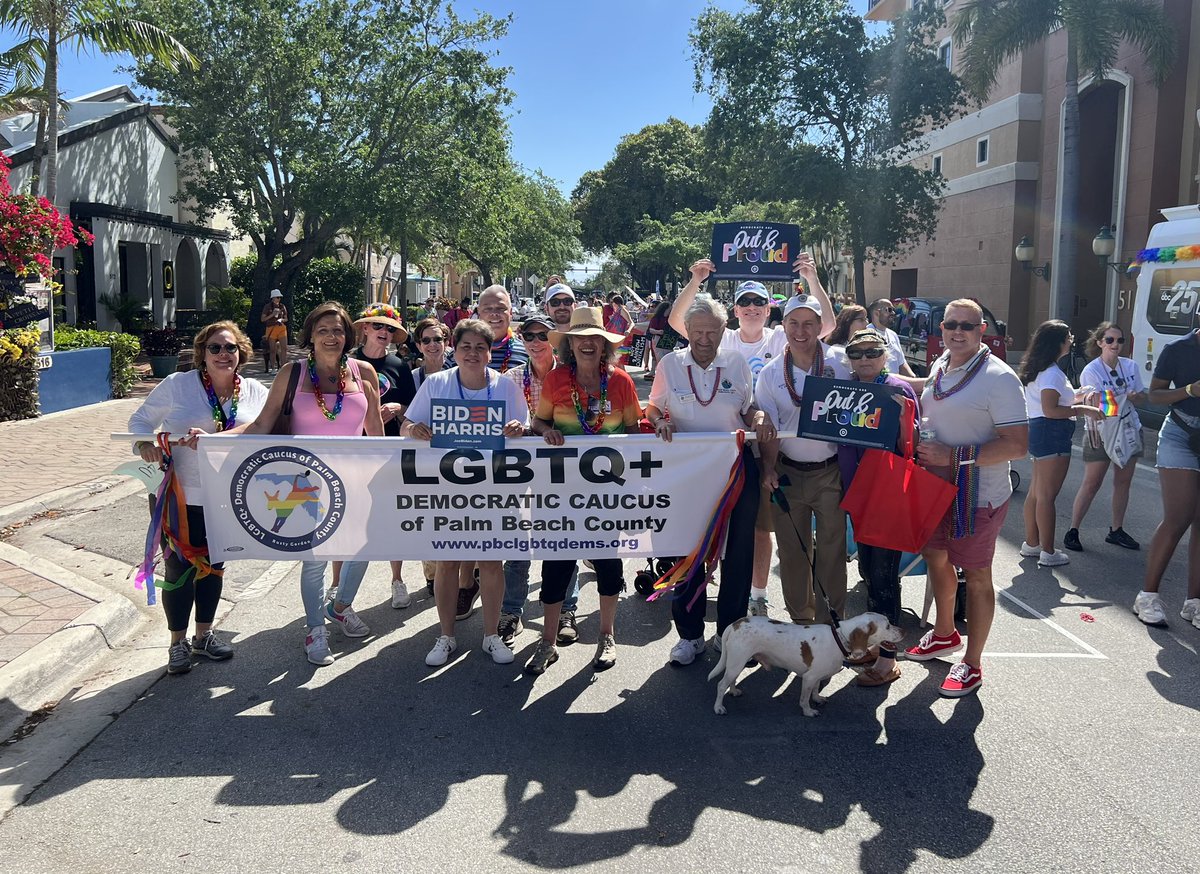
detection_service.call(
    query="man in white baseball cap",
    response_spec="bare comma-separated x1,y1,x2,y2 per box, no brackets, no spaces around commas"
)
543,283,576,329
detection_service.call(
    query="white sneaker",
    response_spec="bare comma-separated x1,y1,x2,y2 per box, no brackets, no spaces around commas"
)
1133,592,1168,627
304,625,334,666
482,634,515,665
1038,550,1070,567
391,579,412,609
1181,598,1200,623
1019,542,1041,558
425,635,457,667
325,601,370,637
669,637,706,666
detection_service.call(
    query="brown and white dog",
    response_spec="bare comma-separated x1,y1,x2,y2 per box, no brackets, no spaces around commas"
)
708,613,904,716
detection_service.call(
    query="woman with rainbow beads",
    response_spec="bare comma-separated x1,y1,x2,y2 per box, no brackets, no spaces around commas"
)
527,307,644,675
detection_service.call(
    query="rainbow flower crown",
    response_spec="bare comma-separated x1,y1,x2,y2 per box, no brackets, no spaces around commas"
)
359,303,403,322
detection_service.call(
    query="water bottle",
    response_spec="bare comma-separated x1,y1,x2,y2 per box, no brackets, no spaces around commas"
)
919,416,936,443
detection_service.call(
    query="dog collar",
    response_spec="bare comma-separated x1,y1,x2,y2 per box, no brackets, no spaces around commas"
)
828,619,851,659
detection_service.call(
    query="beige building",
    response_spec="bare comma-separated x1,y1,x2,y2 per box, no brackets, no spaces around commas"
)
863,0,1200,345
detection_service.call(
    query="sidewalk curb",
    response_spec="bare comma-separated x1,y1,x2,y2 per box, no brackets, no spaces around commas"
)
0,541,142,742
0,475,133,531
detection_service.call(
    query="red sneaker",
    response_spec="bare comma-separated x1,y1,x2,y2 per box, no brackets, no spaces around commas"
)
903,629,962,661
939,661,982,698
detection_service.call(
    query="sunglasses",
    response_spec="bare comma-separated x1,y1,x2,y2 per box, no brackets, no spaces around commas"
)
419,335,445,345
547,297,574,307
942,320,981,332
205,343,239,355
521,331,550,342
1103,336,1125,345
1109,368,1126,387
368,322,397,333
846,347,886,360
737,296,769,307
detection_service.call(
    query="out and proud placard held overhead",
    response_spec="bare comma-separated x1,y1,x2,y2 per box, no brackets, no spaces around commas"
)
710,222,800,281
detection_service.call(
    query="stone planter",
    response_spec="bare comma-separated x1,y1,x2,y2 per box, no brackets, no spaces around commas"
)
149,354,179,378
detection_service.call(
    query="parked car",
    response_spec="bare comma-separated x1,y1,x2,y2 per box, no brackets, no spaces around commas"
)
893,297,1009,376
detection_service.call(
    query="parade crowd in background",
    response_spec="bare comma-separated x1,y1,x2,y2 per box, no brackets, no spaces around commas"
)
128,258,1200,700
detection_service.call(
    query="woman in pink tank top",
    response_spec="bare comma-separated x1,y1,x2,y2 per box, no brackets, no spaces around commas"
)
238,302,383,666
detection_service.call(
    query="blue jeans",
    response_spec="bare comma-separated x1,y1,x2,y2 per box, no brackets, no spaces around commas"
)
503,560,579,616
300,560,367,627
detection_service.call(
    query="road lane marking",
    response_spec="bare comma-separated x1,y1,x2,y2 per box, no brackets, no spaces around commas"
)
993,584,1108,659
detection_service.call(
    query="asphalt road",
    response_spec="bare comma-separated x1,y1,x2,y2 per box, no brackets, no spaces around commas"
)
0,438,1196,872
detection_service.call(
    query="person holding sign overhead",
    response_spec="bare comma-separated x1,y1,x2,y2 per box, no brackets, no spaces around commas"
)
400,319,528,668
645,293,773,665
673,253,836,619
527,307,643,675
755,293,851,625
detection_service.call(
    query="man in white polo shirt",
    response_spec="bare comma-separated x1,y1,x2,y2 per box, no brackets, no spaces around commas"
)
868,299,916,378
543,281,576,328
755,293,851,624
904,298,1027,698
646,293,774,665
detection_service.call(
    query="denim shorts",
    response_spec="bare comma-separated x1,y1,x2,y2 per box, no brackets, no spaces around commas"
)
1157,414,1200,471
1028,417,1076,460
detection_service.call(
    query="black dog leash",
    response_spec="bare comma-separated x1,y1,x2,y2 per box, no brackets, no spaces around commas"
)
771,484,852,659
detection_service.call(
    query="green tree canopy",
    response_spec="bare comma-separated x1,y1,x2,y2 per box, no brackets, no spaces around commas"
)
692,0,963,303
129,0,510,341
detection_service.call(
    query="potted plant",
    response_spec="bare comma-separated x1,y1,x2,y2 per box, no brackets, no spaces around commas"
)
142,327,183,378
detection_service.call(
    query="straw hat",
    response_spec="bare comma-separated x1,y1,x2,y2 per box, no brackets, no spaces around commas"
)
548,306,627,345
353,303,408,342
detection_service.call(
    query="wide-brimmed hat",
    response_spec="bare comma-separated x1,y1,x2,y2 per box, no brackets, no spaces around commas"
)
353,303,408,342
548,306,627,345
846,328,887,349
269,288,283,299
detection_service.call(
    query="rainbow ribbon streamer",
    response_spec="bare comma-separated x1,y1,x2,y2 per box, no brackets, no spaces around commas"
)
647,432,746,608
1098,390,1119,417
1128,243,1200,273
951,444,980,540
134,433,223,606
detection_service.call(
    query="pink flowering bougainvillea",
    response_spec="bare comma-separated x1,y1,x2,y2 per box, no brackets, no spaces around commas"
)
0,153,93,281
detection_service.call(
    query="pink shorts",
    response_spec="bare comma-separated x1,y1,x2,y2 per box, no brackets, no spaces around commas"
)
923,500,1010,570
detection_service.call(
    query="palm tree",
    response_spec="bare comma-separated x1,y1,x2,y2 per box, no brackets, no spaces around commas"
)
0,0,198,205
952,0,1177,321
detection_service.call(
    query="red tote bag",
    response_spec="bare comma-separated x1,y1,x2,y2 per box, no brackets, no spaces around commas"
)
839,398,957,554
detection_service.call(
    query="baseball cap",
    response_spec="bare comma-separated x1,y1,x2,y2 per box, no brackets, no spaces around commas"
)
846,328,886,349
734,281,769,304
519,313,555,332
544,283,575,305
783,293,823,319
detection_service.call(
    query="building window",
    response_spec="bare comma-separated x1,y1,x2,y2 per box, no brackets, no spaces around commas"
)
938,38,952,70
976,136,990,166
931,153,943,176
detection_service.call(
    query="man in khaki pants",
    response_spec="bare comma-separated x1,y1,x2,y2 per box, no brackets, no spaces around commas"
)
755,294,851,622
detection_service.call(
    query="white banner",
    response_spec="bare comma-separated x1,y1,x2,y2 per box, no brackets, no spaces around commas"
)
196,433,741,561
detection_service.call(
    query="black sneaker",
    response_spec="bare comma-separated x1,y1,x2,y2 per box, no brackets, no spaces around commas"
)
556,610,578,646
1106,527,1140,550
455,580,480,621
425,577,435,595
167,640,193,675
498,612,523,645
191,630,233,660
1063,528,1083,552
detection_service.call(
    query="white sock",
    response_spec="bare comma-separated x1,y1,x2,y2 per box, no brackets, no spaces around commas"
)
750,586,768,600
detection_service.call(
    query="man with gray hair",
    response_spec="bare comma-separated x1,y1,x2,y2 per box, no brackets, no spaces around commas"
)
646,293,774,665
474,285,528,373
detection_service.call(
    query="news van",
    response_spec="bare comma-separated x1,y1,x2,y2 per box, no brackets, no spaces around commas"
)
1130,205,1200,395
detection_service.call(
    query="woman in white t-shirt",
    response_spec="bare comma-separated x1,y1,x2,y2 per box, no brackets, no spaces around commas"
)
1064,322,1147,552
1016,320,1102,567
